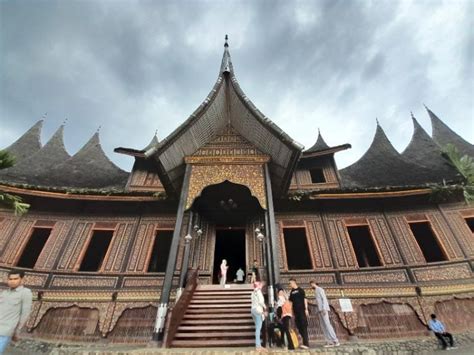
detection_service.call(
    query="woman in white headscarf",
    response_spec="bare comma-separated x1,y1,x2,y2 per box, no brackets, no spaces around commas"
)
219,259,228,286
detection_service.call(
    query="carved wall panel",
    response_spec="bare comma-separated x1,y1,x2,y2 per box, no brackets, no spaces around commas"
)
35,220,74,270
385,215,426,265
413,263,472,282
443,208,474,257
322,214,358,269
0,214,18,254
0,218,35,265
57,222,94,270
367,217,403,266
102,222,135,272
341,270,409,284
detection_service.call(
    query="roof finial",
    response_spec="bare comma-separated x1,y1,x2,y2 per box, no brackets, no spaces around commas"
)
97,125,101,133
410,111,415,119
376,117,380,125
224,34,229,48
154,129,158,137
62,117,68,125
42,112,48,119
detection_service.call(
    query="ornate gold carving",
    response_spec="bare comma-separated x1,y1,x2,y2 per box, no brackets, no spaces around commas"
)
186,164,267,209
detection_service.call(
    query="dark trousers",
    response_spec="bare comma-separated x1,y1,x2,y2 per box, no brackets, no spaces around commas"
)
434,332,454,349
282,316,295,350
294,311,309,347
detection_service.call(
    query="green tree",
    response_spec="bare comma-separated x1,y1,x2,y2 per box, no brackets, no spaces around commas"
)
0,150,30,215
442,144,474,203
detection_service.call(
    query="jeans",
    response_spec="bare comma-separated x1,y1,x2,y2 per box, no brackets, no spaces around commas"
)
251,308,264,348
0,336,11,354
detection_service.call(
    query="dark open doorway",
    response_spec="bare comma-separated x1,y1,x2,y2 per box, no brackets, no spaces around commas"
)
213,229,246,284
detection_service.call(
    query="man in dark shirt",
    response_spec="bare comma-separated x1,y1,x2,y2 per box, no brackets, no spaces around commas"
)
288,278,309,349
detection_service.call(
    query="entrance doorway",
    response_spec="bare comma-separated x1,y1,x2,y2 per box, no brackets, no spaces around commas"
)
213,229,246,284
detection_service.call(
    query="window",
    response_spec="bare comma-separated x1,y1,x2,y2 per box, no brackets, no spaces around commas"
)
16,228,52,268
148,230,173,272
310,168,326,183
347,225,382,267
282,228,313,270
409,222,446,262
464,217,474,233
79,230,114,271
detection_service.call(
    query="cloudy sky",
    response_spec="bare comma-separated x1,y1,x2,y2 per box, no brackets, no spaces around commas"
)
1,0,472,171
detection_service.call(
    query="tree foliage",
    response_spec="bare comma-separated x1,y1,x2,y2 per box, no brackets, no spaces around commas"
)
0,150,30,215
442,144,474,203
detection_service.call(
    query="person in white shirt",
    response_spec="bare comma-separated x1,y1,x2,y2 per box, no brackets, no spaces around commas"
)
250,281,267,352
236,267,245,283
0,270,33,354
310,280,339,348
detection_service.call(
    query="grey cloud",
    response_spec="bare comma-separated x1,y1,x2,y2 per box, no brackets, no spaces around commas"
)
1,0,472,172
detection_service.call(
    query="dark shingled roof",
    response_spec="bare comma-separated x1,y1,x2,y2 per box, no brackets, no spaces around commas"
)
0,125,70,185
340,123,448,188
426,106,474,158
39,132,129,189
401,116,462,183
4,120,43,163
135,37,303,196
305,130,330,153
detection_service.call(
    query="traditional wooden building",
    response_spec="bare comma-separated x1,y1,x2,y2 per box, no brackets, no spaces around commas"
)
1,38,473,347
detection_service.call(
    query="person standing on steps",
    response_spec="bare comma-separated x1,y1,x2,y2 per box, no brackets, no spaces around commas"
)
250,259,259,283
288,278,309,349
0,270,33,354
310,280,340,348
251,281,268,353
219,259,228,286
236,267,245,284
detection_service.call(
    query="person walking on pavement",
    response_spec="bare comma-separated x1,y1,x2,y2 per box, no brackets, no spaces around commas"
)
310,280,340,347
0,270,33,354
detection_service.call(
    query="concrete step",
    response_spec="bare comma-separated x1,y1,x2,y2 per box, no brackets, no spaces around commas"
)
171,338,254,347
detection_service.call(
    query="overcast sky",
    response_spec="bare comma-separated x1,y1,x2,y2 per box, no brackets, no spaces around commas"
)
1,0,472,172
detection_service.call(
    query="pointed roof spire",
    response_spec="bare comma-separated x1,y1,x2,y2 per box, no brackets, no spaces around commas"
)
401,114,461,183
0,125,71,185
224,34,229,48
340,122,443,188
4,120,43,163
305,129,330,153
425,106,474,157
44,131,129,188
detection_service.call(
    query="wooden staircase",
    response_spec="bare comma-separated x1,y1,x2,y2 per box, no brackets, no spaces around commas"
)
170,284,255,347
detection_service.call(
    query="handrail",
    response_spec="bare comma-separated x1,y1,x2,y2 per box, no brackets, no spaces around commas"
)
163,268,199,348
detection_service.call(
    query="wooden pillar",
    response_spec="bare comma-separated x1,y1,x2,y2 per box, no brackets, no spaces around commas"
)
153,164,192,340
264,163,280,284
177,211,194,295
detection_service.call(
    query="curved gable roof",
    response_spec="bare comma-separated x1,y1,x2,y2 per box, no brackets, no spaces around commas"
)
426,106,474,158
142,39,303,196
0,125,70,185
402,116,461,183
4,120,43,163
340,123,444,188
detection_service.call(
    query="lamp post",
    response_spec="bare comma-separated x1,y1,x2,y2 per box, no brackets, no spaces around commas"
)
255,224,275,310
176,211,194,301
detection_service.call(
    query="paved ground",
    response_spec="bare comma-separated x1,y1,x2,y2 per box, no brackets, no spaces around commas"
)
4,334,474,355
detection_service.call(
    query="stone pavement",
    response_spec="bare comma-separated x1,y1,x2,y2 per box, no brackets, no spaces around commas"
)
4,332,474,355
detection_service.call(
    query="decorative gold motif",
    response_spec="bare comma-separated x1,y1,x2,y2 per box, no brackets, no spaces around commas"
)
414,263,472,282
186,164,267,209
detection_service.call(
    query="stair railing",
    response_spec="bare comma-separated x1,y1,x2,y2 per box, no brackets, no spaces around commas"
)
162,267,199,348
